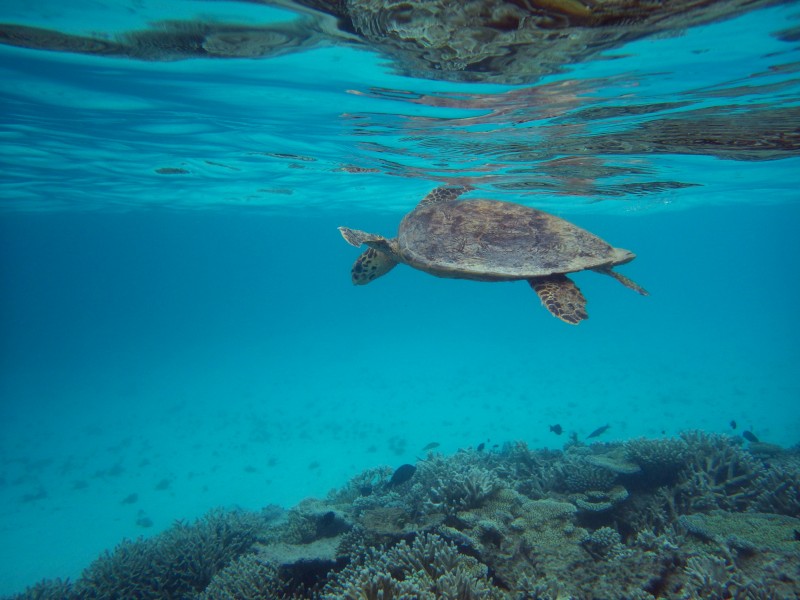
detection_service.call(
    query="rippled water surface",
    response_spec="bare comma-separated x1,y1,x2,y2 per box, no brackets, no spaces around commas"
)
0,0,799,595
1,1,798,212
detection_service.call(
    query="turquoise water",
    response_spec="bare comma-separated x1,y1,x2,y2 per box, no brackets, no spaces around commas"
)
1,1,799,595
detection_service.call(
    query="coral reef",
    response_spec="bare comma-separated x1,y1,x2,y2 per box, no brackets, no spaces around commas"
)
321,533,502,599
197,555,286,600
7,579,75,600
8,432,800,599
72,509,268,600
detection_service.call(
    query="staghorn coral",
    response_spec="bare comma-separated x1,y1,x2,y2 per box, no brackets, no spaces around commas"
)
676,511,800,598
281,499,352,544
617,485,683,535
320,533,503,600
512,574,563,600
73,508,268,599
557,446,620,493
492,442,562,499
581,526,630,560
752,460,800,517
624,437,689,480
407,453,503,516
676,431,762,512
682,555,746,599
327,466,395,505
196,554,288,600
9,579,76,600
424,464,502,514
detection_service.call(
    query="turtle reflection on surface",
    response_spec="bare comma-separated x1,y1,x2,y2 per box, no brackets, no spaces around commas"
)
0,0,786,84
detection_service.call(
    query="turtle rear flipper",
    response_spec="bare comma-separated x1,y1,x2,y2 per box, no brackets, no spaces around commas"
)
529,275,588,325
594,266,649,296
351,248,397,285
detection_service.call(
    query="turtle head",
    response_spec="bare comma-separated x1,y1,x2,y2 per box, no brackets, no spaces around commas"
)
611,247,636,266
338,227,402,285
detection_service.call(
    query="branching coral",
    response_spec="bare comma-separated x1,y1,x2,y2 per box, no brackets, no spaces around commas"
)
624,437,689,481
682,555,745,599
752,461,800,516
676,431,762,512
492,442,562,499
281,499,352,544
581,526,630,560
320,533,502,600
327,466,395,505
10,578,76,600
197,554,287,600
73,509,268,599
556,446,623,493
424,464,502,514
407,454,503,516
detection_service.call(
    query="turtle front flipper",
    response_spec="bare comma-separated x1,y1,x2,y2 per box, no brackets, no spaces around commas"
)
528,275,588,325
339,226,382,247
350,247,398,285
416,185,473,208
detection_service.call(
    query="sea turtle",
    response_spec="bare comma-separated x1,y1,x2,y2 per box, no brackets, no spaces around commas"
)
338,186,647,324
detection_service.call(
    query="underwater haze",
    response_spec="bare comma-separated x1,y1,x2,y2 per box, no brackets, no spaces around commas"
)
1,1,799,597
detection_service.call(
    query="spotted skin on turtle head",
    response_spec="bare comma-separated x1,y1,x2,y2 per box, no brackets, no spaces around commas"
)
351,247,397,285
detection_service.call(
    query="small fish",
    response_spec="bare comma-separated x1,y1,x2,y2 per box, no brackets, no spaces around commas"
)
477,442,485,452
742,430,759,443
422,442,440,451
549,424,563,435
588,424,610,438
136,515,153,528
794,529,800,541
388,464,416,487
730,420,737,430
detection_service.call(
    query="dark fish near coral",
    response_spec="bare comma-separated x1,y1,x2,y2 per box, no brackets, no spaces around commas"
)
588,424,610,438
388,464,416,487
422,442,440,451
477,442,485,452
136,515,153,528
742,430,759,443
549,424,563,435
730,420,737,430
